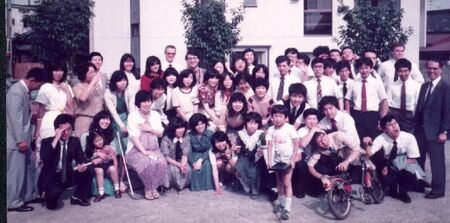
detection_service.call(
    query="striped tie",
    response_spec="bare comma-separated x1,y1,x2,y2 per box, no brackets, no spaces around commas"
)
317,78,322,102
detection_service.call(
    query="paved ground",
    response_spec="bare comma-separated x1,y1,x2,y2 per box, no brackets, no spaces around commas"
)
8,141,450,223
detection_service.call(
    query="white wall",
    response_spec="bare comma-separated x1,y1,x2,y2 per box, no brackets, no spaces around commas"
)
90,0,131,75
401,0,423,65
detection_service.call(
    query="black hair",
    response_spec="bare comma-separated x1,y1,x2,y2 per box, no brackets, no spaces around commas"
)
298,53,311,66
284,48,299,56
251,78,269,92
394,58,412,71
426,58,444,68
324,58,336,69
210,131,231,153
313,46,330,58
363,49,377,56
355,57,373,69
243,112,263,129
275,55,290,66
134,90,152,108
311,58,325,68
89,51,103,61
334,60,352,74
390,42,405,51
288,83,307,97
318,96,339,114
166,117,188,139
185,49,201,60
235,72,253,85
231,54,249,74
243,48,258,65
45,61,68,83
178,69,197,88
189,113,209,132
144,56,162,77
25,67,47,83
162,67,179,87
329,49,341,55
85,131,103,159
218,72,236,92
203,70,221,84
53,113,74,129
210,60,229,74
88,110,114,146
150,78,166,90
302,108,320,119
271,104,289,117
380,114,397,129
227,92,248,117
119,53,139,80
311,132,326,150
341,46,354,55
75,61,97,82
109,70,129,92
251,64,269,81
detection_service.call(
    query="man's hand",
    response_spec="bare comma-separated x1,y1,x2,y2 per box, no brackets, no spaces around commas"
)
336,160,350,171
17,141,28,152
437,133,447,144
381,166,388,176
76,163,87,172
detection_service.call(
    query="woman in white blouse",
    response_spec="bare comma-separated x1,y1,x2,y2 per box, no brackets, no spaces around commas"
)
119,53,140,94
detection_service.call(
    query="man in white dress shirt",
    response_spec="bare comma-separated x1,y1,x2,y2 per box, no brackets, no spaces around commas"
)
378,42,424,91
270,55,299,104
386,58,420,132
161,45,183,72
304,58,343,109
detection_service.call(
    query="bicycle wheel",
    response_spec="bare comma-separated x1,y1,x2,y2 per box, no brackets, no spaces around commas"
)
327,179,352,220
369,171,384,204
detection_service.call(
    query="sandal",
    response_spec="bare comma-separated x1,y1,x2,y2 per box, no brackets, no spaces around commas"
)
153,190,160,199
144,192,155,200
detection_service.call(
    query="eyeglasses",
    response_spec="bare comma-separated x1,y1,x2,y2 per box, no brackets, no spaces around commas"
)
187,57,199,61
313,65,324,68
166,53,176,55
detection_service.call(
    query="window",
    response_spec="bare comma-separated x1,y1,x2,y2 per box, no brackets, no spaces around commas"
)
232,46,271,69
244,0,257,8
131,23,139,37
304,0,332,35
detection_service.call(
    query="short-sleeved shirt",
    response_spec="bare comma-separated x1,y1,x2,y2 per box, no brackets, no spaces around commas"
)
318,110,360,144
172,86,199,120
370,131,420,159
304,76,342,109
345,75,387,112
307,132,361,167
266,123,299,162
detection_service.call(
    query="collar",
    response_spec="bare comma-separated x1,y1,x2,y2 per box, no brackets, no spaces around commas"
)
431,76,441,87
173,137,183,144
20,80,29,93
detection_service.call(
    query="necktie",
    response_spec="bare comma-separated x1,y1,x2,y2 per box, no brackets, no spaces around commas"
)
61,141,67,183
361,79,367,112
388,140,398,164
317,78,322,102
331,119,338,132
276,76,285,101
424,82,433,104
289,107,297,124
169,64,173,68
175,141,182,162
343,82,348,97
400,81,406,112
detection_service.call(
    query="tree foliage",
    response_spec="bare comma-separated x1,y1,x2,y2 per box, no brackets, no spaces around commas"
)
333,0,413,62
21,0,94,70
181,0,244,67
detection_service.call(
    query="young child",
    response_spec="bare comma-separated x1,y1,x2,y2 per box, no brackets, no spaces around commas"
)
210,131,235,195
267,105,299,220
235,112,265,195
86,131,121,202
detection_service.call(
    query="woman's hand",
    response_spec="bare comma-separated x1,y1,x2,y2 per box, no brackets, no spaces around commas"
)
138,123,152,132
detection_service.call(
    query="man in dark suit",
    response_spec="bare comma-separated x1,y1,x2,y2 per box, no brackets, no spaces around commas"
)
7,68,46,212
38,114,94,209
415,59,450,199
282,83,308,130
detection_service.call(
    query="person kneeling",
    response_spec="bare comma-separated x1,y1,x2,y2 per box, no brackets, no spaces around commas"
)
38,114,94,210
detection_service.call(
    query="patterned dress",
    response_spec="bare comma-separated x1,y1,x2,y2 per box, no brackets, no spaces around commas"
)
73,82,104,137
160,136,192,190
125,117,168,192
188,130,214,191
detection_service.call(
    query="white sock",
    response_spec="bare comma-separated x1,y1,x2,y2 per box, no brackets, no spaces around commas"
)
98,187,104,195
284,197,292,212
114,184,120,191
279,195,286,207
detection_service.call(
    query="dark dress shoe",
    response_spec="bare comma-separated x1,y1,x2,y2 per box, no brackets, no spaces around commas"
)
295,192,306,199
398,192,411,203
70,197,91,206
114,191,122,199
425,192,444,199
93,194,107,202
25,197,46,204
8,204,34,212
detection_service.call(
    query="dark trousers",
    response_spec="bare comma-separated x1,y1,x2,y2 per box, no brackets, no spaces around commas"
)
388,108,415,133
415,128,446,195
352,110,381,142
259,159,277,193
45,169,93,209
382,169,417,194
292,155,308,196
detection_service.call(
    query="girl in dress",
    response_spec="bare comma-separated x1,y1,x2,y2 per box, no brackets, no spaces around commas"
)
126,90,168,200
209,131,235,195
163,67,179,122
141,56,163,92
235,112,265,195
188,113,214,191
119,53,140,93
85,131,121,202
160,117,191,191
172,69,199,122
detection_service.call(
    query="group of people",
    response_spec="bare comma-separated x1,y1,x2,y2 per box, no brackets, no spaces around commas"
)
6,43,449,221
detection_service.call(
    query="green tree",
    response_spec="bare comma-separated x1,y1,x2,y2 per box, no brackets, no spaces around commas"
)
333,0,413,61
181,0,244,67
21,0,94,71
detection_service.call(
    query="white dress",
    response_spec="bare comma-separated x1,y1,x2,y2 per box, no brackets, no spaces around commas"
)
35,83,73,138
